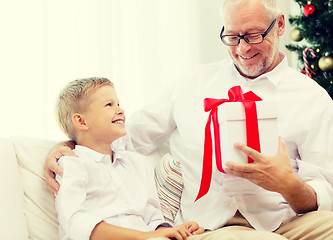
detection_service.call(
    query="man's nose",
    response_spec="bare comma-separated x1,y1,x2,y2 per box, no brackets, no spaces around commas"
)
237,38,252,53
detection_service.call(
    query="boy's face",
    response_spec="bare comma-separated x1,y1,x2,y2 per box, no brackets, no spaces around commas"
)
81,85,126,144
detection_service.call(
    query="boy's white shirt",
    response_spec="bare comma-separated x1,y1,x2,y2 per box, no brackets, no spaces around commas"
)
55,145,168,240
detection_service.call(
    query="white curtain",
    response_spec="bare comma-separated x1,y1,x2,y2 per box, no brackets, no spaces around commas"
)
0,0,291,140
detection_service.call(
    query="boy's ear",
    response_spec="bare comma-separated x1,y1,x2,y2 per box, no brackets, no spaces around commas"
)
72,113,89,131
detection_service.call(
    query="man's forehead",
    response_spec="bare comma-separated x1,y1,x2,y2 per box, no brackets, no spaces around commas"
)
223,19,268,34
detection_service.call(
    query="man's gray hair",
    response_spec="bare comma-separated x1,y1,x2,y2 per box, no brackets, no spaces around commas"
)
220,0,281,22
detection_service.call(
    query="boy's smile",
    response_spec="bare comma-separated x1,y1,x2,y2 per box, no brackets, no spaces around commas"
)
112,119,125,124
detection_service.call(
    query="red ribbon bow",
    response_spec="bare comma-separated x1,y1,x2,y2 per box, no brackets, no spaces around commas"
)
195,86,262,201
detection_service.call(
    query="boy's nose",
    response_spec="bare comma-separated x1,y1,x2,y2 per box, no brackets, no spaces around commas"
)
117,106,125,115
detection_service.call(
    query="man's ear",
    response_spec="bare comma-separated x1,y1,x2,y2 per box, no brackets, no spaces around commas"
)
277,14,285,36
72,113,89,131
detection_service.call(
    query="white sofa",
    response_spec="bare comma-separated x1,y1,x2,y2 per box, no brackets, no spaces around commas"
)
1,137,59,240
0,136,182,240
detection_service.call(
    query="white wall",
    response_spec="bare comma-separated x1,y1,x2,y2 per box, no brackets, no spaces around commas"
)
0,0,295,140
0,0,46,138
0,0,113,140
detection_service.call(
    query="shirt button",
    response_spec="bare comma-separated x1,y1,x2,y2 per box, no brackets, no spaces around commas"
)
224,188,230,193
235,196,242,202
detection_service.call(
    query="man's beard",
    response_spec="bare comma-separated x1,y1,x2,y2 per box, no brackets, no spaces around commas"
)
232,38,279,79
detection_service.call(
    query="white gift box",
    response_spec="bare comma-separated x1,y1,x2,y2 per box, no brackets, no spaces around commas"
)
217,101,279,170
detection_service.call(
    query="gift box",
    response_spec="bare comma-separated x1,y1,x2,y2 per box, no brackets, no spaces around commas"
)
218,101,279,169
195,86,279,201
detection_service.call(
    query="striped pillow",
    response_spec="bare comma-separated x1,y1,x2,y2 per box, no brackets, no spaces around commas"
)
154,153,183,224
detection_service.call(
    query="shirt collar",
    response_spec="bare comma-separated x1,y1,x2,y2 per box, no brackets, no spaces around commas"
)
232,52,288,87
74,145,112,163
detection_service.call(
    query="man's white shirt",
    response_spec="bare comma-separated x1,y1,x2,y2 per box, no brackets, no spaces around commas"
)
126,53,333,231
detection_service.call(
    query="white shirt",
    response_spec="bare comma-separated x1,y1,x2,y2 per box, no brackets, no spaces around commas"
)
55,145,167,240
126,53,333,231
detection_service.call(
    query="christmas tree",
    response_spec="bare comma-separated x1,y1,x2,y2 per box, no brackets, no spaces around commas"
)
287,0,333,99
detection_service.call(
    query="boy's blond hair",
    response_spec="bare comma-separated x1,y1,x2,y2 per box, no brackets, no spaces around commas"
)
56,77,114,140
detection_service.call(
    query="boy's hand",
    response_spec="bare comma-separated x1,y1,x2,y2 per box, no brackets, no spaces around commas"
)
44,142,77,198
145,227,189,240
146,221,204,240
181,221,204,235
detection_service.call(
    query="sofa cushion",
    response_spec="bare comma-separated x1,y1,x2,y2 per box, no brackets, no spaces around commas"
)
0,138,29,240
12,136,59,240
154,153,183,224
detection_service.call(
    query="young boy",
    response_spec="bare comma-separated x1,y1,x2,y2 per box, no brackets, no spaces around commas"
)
55,77,204,240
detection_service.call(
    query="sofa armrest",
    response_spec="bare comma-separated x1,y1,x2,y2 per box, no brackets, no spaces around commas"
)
11,136,59,240
0,138,29,240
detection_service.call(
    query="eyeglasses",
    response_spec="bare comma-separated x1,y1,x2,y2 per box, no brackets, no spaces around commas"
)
220,18,277,46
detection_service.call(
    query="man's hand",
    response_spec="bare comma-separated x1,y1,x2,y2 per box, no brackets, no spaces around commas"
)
44,141,76,198
225,137,317,213
225,137,294,193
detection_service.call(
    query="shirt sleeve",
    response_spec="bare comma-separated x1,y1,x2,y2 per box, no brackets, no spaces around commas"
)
296,97,333,211
55,157,102,240
126,79,177,155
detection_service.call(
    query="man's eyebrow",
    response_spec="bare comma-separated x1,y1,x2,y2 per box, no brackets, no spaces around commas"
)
225,26,265,35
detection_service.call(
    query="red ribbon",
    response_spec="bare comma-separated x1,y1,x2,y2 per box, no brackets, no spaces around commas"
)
195,86,262,201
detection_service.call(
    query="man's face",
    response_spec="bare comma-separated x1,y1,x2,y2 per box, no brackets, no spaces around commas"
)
222,1,284,79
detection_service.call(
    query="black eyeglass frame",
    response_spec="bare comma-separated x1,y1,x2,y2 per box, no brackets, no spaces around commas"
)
220,18,277,46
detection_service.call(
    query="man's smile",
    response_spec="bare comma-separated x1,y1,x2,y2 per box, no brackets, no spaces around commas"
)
240,53,259,60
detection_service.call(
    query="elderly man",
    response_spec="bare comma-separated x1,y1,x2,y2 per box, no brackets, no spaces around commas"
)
45,0,333,239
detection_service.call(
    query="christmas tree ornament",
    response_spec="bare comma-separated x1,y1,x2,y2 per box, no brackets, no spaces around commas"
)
318,53,333,71
290,28,303,41
303,48,316,78
301,67,315,77
287,0,333,99
304,2,315,17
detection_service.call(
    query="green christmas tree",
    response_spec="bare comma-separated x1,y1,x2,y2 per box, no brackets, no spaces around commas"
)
287,0,333,99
